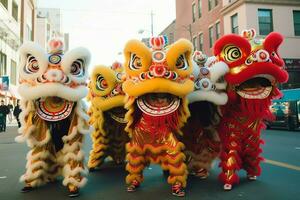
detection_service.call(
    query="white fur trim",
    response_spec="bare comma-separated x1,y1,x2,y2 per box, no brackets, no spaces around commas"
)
18,42,48,81
75,101,92,134
61,47,91,84
18,83,88,102
215,82,227,90
15,125,35,143
26,130,51,148
25,159,48,170
61,141,82,154
63,150,85,163
188,90,228,105
63,165,88,177
206,59,229,82
62,177,87,188
62,127,78,142
19,175,45,187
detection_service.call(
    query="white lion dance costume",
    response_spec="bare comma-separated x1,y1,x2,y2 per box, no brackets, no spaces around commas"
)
15,39,91,197
87,62,129,171
123,36,194,197
180,51,228,178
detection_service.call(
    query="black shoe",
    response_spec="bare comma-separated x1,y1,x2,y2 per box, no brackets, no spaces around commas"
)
88,168,95,172
68,190,79,198
21,186,34,193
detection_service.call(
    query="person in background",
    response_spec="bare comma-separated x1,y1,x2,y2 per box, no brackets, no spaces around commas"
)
0,100,10,132
7,101,13,123
13,100,22,128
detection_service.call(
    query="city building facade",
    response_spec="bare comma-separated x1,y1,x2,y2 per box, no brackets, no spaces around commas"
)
36,8,69,51
173,0,300,89
0,0,36,99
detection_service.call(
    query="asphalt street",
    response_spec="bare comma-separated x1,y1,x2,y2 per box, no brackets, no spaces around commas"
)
0,125,299,200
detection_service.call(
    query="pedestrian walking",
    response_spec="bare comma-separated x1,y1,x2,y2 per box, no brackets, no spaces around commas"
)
8,102,13,123
0,100,10,132
13,100,22,128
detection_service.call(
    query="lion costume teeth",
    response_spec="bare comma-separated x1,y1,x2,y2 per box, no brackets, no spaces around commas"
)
87,62,129,170
16,39,91,196
122,36,193,196
215,29,289,190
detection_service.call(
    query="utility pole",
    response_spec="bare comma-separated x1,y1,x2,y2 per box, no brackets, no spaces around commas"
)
151,10,154,36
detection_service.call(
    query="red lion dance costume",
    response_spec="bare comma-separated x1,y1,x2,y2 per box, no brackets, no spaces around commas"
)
122,36,194,196
215,29,289,190
15,39,91,197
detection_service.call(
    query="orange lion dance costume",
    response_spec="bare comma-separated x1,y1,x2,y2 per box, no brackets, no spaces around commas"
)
15,39,91,197
87,62,129,171
122,36,194,196
214,29,289,190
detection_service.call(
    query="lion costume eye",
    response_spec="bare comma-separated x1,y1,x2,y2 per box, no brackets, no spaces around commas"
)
96,75,108,91
129,54,142,70
70,59,85,77
175,54,188,70
223,45,242,62
24,54,39,74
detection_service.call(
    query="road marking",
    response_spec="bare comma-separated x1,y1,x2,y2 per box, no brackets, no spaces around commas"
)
264,159,300,171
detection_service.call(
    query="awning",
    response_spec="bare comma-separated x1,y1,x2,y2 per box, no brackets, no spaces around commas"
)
0,85,21,99
273,88,300,102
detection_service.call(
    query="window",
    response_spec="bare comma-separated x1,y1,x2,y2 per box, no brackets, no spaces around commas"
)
0,52,7,76
193,36,197,50
0,0,8,9
12,1,18,21
192,3,196,22
231,13,239,34
216,22,221,39
215,0,218,6
293,11,300,36
258,9,273,35
10,60,17,85
198,0,202,18
209,26,214,48
26,24,32,41
208,0,213,11
169,32,174,44
198,33,203,51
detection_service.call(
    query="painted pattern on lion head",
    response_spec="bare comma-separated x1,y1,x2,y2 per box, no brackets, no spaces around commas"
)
15,39,91,195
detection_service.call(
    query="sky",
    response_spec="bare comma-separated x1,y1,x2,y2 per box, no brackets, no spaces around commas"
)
37,0,176,69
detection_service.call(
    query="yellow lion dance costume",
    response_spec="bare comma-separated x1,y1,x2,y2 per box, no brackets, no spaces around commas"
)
15,39,91,197
123,36,194,197
87,62,129,171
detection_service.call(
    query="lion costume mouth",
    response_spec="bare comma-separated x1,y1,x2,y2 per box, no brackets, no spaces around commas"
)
36,97,74,121
108,106,127,123
137,93,180,116
235,75,273,99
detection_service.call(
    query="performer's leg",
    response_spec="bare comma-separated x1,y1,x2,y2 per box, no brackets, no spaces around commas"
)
62,132,87,197
242,133,263,180
219,133,242,191
125,143,145,192
88,132,109,171
161,142,187,197
20,144,52,192
190,134,221,179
